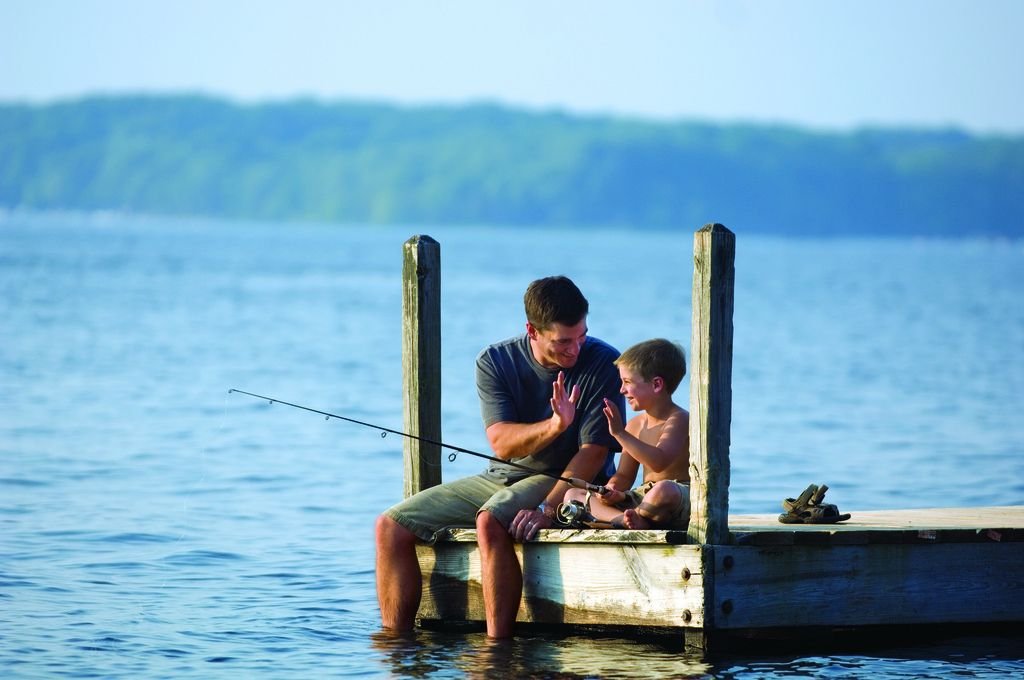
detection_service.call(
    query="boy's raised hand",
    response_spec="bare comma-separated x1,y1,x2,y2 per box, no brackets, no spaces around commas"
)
602,397,625,436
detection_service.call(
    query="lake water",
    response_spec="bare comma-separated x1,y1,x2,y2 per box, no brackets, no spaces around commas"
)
2,212,1022,678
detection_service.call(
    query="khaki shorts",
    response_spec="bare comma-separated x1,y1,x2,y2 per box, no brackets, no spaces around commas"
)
618,479,690,529
383,473,556,542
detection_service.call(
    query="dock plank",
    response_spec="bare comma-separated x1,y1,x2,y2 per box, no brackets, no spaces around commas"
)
713,541,1024,629
729,506,1024,530
728,506,1024,545
432,506,1024,545
417,541,708,628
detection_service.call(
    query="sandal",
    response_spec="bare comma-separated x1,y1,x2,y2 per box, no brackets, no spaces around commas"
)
778,483,851,524
782,484,819,513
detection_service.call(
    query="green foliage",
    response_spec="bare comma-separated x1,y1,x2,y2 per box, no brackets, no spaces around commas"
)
1,94,1021,236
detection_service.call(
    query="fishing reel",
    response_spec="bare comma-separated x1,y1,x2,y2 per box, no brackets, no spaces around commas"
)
556,500,596,527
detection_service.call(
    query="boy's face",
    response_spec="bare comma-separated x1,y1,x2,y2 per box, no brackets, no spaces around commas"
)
618,365,661,412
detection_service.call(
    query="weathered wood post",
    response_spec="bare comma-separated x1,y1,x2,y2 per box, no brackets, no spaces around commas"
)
685,223,735,656
688,223,735,545
402,235,442,498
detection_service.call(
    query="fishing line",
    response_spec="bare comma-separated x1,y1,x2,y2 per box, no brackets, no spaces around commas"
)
228,388,609,494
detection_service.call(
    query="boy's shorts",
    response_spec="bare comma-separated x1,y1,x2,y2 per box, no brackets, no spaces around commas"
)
383,473,556,542
618,479,690,528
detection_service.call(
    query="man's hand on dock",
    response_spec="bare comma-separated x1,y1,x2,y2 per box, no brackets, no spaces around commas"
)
510,508,553,541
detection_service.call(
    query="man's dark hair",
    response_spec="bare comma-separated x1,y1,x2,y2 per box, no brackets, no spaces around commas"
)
523,276,589,330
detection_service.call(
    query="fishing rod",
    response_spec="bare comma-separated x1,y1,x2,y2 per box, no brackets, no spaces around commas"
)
228,388,609,494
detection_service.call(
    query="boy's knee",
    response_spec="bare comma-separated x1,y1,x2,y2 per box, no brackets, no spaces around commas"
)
563,488,585,504
647,481,682,506
636,481,689,526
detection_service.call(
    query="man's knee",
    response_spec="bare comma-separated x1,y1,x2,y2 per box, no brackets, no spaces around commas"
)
376,514,416,550
475,510,509,548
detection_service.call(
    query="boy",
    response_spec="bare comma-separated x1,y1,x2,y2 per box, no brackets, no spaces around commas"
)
563,338,689,529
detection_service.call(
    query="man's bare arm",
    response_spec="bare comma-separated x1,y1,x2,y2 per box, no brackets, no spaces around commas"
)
485,371,580,460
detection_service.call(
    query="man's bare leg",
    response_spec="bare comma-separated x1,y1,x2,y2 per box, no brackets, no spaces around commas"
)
476,510,522,638
375,515,421,631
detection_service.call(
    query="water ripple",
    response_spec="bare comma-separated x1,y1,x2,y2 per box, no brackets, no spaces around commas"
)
0,477,50,487
161,550,247,566
92,532,180,544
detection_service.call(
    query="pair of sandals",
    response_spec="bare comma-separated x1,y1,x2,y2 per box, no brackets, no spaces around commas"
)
778,483,851,524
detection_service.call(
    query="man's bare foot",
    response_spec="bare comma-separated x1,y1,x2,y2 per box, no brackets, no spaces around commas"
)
622,508,652,529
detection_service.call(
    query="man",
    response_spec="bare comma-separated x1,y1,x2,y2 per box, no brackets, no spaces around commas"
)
375,275,623,638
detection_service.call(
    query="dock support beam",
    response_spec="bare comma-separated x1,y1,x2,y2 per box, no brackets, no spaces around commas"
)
401,235,442,498
688,223,735,546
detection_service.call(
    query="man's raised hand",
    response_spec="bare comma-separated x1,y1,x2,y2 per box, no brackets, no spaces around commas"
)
549,371,580,433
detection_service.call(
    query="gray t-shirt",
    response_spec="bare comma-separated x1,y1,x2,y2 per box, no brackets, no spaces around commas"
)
475,334,624,483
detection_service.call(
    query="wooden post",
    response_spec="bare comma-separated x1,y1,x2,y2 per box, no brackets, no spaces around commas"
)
688,223,735,546
402,235,442,498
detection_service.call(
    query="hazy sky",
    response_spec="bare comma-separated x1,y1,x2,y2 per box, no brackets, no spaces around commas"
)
2,0,1022,133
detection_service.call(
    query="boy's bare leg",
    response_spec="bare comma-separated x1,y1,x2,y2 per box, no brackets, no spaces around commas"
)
623,481,684,529
622,507,652,529
563,488,586,504
476,510,522,638
565,488,631,523
375,515,421,631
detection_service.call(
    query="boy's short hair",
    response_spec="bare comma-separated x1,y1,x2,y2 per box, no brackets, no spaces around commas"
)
523,276,589,330
615,339,687,394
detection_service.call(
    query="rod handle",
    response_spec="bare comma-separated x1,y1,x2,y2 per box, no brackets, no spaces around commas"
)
566,477,609,495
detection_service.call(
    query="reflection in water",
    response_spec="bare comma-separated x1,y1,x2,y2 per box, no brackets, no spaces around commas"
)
370,626,1024,679
372,628,712,678
370,630,444,678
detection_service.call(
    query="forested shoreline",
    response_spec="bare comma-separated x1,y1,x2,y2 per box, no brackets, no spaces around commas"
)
2,95,1021,236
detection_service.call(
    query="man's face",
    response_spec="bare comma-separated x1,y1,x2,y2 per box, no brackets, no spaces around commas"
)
527,319,588,369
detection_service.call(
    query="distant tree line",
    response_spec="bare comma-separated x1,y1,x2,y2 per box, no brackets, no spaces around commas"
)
1,94,1021,236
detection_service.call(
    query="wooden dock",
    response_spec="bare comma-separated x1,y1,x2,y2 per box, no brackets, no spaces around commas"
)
398,228,1024,654
415,506,1024,649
